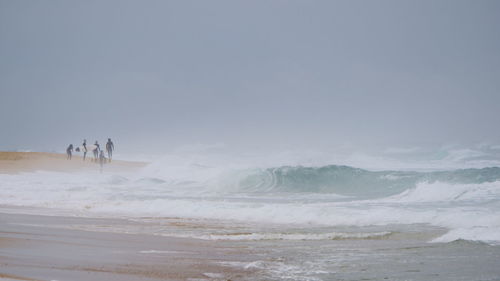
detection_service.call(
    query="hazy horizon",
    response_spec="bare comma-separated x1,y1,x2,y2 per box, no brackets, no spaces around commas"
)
1,1,500,155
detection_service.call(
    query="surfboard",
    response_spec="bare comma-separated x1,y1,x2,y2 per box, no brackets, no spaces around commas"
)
75,144,98,153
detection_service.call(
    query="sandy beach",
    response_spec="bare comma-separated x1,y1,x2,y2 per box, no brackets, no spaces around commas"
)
0,152,146,174
0,152,254,281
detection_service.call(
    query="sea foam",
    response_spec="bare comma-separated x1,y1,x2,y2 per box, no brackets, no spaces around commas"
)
1,161,500,244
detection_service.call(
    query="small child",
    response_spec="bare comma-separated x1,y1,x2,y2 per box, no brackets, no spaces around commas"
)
99,150,106,173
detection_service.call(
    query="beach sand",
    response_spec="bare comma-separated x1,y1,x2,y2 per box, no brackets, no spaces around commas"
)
0,209,254,281
0,152,255,280
0,151,146,174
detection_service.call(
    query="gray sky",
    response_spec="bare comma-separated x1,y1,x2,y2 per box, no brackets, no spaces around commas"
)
1,0,499,153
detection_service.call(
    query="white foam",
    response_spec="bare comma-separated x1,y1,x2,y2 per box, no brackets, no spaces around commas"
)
195,231,392,241
431,226,500,245
219,260,324,281
1,166,500,244
203,273,224,278
385,181,500,203
139,250,185,254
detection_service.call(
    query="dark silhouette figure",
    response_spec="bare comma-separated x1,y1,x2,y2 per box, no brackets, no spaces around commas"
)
66,144,73,160
106,138,114,162
99,150,106,173
82,139,87,161
93,141,100,161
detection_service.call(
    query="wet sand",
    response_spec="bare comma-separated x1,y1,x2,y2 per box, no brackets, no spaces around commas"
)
0,208,254,281
0,151,146,174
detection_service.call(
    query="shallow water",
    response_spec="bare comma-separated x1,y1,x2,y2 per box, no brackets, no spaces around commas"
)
13,212,499,281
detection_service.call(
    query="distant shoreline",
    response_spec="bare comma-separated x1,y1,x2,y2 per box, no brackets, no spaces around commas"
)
0,151,148,174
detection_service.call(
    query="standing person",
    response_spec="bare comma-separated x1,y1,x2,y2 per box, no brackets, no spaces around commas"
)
106,138,114,162
99,149,106,173
66,144,73,160
82,139,87,161
93,141,100,161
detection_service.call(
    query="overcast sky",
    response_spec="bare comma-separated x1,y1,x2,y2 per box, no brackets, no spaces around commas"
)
1,0,499,153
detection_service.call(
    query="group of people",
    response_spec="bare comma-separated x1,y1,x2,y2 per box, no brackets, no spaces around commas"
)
66,138,114,167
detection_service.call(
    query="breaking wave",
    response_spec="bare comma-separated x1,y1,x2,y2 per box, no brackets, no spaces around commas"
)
222,165,500,198
1,163,500,244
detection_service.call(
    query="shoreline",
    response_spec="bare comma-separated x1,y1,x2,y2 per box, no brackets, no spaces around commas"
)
0,207,256,281
0,151,147,174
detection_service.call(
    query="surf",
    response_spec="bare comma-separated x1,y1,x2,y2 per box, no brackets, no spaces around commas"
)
214,165,500,199
1,161,500,245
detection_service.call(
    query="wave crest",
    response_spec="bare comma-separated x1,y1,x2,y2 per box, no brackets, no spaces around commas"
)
227,165,500,198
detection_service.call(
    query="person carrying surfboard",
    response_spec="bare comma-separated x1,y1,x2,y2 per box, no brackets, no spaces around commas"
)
106,138,114,162
99,149,106,173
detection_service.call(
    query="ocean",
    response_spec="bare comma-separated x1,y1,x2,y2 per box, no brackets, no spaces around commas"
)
2,149,500,280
